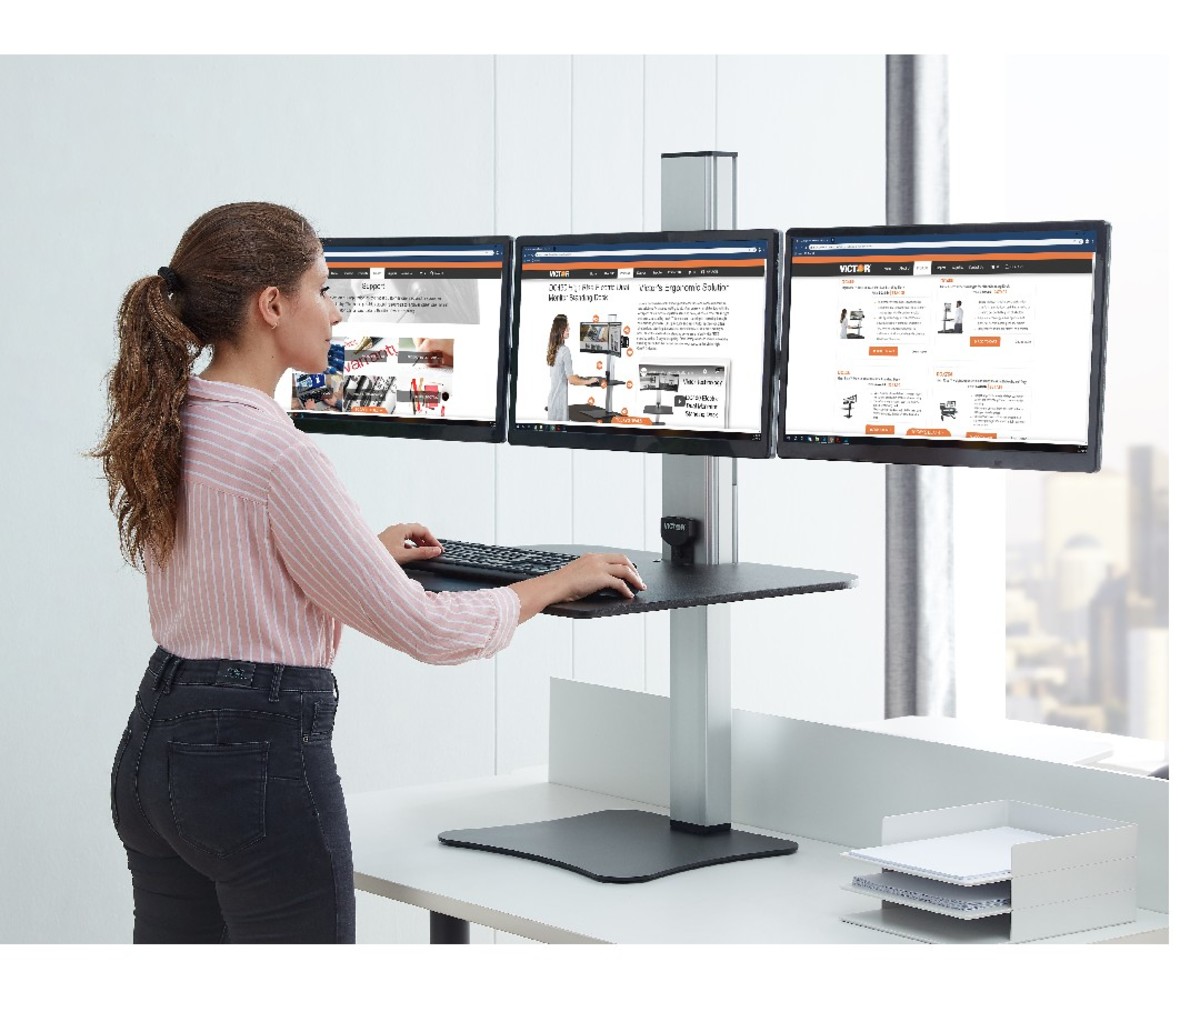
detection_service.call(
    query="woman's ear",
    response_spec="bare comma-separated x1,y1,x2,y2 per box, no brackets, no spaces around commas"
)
253,285,284,330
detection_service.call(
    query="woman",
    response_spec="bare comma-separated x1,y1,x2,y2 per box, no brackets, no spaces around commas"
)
838,308,849,339
545,313,599,420
95,202,643,943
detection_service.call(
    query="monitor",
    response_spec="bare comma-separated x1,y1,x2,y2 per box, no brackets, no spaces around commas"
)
776,221,1110,471
508,229,779,458
579,321,624,356
274,236,513,443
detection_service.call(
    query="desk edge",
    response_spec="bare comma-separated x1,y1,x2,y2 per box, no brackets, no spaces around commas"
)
354,871,608,944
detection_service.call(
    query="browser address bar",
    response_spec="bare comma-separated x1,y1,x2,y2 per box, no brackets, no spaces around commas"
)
329,248,497,257
808,238,1085,250
533,246,760,257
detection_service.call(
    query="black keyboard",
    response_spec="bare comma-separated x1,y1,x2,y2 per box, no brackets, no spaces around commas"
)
416,539,580,585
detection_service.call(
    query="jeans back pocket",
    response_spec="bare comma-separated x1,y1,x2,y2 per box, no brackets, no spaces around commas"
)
167,741,269,857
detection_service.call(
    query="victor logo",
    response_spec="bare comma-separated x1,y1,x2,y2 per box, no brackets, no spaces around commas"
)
839,263,869,273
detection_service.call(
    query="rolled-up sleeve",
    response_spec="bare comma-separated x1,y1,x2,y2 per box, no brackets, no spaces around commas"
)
267,442,520,665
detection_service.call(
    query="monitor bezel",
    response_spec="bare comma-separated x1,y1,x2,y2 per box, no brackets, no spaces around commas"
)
775,220,1110,472
508,229,779,459
287,235,513,444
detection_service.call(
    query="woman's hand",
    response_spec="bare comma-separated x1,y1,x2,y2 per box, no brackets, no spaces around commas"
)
415,337,455,368
378,523,444,566
553,553,644,601
510,553,646,623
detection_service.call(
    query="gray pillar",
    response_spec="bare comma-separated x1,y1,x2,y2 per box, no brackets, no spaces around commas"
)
884,55,956,718
661,150,738,232
660,152,737,829
886,56,949,226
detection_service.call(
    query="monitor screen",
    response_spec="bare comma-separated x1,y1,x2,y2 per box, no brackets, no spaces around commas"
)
274,236,513,443
777,221,1110,471
508,230,778,458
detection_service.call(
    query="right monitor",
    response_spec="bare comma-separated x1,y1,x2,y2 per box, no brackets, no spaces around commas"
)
777,221,1111,471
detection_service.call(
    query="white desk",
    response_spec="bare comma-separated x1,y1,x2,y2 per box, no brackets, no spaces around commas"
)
346,769,1168,945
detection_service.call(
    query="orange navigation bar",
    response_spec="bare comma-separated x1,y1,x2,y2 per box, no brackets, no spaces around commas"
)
522,259,762,272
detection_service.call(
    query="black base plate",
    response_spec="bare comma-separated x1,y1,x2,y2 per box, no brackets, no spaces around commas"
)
438,809,798,884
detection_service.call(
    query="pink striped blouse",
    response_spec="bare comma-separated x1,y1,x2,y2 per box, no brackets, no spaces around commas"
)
147,377,520,668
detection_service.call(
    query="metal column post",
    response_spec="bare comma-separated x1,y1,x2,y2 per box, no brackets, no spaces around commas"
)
884,55,956,718
660,151,737,830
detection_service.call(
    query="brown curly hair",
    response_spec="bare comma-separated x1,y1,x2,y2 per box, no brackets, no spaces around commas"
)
545,313,570,366
92,202,321,570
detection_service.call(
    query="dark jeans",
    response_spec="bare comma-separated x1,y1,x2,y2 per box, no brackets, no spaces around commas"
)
110,647,355,943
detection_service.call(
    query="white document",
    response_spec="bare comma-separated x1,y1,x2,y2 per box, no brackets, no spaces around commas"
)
846,826,1052,884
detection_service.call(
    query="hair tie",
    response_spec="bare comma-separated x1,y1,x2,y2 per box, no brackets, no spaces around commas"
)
157,266,182,292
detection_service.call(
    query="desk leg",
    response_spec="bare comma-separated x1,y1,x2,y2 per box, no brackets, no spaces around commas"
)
430,911,470,944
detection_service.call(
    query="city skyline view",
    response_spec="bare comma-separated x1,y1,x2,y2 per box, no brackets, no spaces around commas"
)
1006,444,1168,741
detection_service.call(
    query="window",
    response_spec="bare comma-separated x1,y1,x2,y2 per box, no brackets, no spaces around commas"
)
950,55,1169,744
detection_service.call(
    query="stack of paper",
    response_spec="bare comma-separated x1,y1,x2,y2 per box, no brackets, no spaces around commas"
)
851,872,1011,912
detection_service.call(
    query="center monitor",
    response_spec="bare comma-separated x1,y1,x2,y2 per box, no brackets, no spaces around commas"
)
776,221,1110,471
508,230,779,458
273,235,512,443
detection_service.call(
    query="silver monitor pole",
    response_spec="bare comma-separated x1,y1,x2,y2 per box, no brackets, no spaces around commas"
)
660,151,738,831
883,56,956,719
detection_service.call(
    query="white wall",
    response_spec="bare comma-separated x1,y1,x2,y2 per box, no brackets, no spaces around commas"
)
0,54,885,943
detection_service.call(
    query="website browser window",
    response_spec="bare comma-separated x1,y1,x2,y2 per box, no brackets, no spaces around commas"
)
783,227,1103,463
512,237,771,441
272,240,507,431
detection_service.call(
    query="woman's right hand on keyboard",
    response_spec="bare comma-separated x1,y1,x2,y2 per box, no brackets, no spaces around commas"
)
511,553,645,622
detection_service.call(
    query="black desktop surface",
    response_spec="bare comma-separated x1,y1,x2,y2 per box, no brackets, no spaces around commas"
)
405,544,856,619
568,405,611,424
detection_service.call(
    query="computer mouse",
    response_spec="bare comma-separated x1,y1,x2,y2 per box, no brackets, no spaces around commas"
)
590,586,638,600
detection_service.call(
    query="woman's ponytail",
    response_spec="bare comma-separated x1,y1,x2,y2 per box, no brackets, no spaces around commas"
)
94,271,200,569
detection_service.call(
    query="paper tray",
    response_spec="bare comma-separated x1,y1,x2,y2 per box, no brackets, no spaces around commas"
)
841,800,1138,942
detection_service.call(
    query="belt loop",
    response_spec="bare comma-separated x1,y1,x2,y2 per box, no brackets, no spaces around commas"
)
332,674,340,702
160,654,182,695
269,664,284,703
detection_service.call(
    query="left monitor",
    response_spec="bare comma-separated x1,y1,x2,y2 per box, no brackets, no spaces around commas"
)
274,236,513,443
